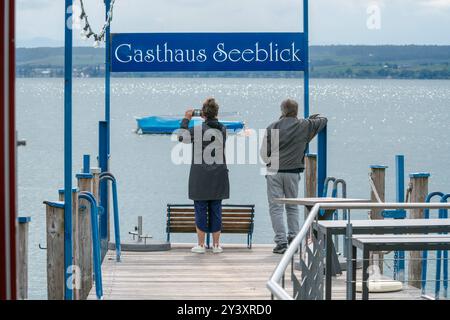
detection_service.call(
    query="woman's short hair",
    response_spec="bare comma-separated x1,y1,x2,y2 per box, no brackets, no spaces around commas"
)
280,99,298,117
202,98,219,119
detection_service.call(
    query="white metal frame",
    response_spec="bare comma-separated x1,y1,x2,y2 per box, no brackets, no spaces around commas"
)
266,202,450,300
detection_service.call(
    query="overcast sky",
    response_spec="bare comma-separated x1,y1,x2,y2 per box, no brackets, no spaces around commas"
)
16,0,450,47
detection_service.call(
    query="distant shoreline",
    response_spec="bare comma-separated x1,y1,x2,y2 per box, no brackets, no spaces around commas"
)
16,45,450,80
15,75,450,80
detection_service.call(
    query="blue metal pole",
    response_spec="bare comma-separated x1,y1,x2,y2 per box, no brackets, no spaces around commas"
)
395,155,405,203
105,0,111,156
303,0,309,120
303,0,326,195
317,126,327,198
99,0,112,260
421,191,445,294
64,0,73,300
83,154,90,174
395,155,405,279
79,192,103,299
99,121,108,258
99,172,122,262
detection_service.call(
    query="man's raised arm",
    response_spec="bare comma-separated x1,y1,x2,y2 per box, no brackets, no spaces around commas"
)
306,114,328,142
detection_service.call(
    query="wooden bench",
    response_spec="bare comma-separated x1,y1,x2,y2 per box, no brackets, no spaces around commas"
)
166,204,255,248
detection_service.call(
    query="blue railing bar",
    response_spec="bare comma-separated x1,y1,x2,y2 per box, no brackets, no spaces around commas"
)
83,154,90,174
394,155,406,280
319,176,335,217
331,179,347,256
395,155,405,203
98,121,109,259
99,172,121,262
331,179,347,220
317,126,328,201
439,194,449,298
424,192,445,219
322,177,336,198
421,191,446,296
303,0,309,153
78,191,103,300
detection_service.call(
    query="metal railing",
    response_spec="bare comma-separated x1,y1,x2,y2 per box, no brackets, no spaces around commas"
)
99,172,121,262
78,191,103,300
422,192,449,299
267,201,450,300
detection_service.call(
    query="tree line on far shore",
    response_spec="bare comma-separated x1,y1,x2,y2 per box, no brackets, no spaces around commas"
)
16,45,450,80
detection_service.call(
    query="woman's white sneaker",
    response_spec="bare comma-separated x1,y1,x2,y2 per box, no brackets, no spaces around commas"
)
191,245,206,254
212,246,223,254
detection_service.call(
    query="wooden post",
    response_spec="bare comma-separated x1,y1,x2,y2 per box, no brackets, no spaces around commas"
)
44,201,65,300
91,167,101,202
77,173,94,300
18,217,31,300
304,154,317,219
137,216,143,242
57,188,79,298
369,165,387,273
408,173,430,289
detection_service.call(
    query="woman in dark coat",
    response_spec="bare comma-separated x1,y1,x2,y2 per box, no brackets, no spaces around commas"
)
177,98,230,254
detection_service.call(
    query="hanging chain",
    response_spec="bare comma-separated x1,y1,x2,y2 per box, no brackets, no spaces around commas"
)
79,0,116,46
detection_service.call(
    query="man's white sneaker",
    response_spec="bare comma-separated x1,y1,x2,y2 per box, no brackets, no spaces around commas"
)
191,245,206,254
212,246,223,254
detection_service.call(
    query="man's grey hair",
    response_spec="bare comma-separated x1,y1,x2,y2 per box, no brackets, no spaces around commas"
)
280,99,299,118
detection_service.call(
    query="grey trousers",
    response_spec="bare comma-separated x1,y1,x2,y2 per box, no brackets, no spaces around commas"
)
266,172,301,246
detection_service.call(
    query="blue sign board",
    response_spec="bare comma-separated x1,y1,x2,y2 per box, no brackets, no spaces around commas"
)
111,33,306,72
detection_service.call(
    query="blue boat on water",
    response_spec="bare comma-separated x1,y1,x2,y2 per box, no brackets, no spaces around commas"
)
136,116,245,134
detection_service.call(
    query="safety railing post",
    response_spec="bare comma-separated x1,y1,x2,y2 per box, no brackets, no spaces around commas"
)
78,192,103,300
317,126,327,199
394,155,406,281
99,172,121,262
99,121,109,259
421,191,444,295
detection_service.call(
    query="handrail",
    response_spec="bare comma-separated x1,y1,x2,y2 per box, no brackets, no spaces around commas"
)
267,201,450,300
422,193,450,299
99,172,121,262
79,191,103,300
331,179,347,220
421,191,445,296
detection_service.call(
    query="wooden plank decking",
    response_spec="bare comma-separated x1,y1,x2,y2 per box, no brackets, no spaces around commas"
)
89,244,281,300
89,244,423,300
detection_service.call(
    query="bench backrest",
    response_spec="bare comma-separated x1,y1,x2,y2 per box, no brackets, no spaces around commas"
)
167,204,255,234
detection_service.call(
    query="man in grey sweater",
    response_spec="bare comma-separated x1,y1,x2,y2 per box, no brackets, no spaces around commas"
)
260,99,327,254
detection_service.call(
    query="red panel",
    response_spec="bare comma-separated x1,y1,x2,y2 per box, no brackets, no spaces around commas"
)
0,0,17,300
8,0,17,300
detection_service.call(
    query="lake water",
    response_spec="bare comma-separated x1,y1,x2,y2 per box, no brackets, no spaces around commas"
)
16,78,450,299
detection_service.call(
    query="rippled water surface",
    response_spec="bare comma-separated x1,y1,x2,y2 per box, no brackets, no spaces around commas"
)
16,78,450,298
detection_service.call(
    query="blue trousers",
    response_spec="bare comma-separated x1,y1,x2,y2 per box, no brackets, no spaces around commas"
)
194,200,222,233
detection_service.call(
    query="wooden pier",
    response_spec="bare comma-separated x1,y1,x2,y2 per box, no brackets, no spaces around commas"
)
88,244,423,300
